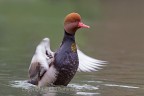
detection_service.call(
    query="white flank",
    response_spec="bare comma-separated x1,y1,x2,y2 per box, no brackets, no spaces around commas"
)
38,65,57,87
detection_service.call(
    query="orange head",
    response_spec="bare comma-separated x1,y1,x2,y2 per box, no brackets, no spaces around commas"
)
64,12,90,34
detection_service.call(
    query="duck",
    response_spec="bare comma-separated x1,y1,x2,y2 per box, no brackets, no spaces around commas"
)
28,12,106,87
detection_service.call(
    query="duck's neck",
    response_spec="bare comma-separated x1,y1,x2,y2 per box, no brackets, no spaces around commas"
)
62,30,75,43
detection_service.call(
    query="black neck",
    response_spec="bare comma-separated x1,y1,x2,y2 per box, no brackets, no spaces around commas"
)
64,30,75,36
59,30,75,48
63,30,75,41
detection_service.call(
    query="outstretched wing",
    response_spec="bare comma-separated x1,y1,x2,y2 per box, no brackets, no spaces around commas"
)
77,49,107,72
28,38,54,84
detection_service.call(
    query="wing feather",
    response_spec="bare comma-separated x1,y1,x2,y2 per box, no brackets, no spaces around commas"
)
77,49,107,72
28,38,54,81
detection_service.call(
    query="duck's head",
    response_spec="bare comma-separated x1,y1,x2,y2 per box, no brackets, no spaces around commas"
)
64,12,90,35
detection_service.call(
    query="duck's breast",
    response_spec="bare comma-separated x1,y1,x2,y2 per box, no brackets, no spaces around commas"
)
53,41,79,85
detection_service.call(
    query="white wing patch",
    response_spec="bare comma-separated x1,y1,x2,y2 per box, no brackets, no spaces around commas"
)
77,49,107,72
28,38,54,81
34,38,54,69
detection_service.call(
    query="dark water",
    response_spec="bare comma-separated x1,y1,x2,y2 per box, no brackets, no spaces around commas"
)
0,0,144,96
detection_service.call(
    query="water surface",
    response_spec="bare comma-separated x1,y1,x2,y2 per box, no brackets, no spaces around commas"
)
0,0,144,96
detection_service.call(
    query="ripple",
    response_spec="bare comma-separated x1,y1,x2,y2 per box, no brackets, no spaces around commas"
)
103,84,139,89
84,80,103,83
76,92,99,95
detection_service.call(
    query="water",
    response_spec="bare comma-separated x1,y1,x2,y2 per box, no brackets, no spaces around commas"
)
0,0,144,96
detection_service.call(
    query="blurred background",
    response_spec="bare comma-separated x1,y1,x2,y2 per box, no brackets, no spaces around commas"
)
0,0,144,96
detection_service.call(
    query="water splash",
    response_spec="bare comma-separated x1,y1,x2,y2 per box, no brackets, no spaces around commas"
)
68,83,100,95
10,80,35,89
10,80,100,95
68,83,99,90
